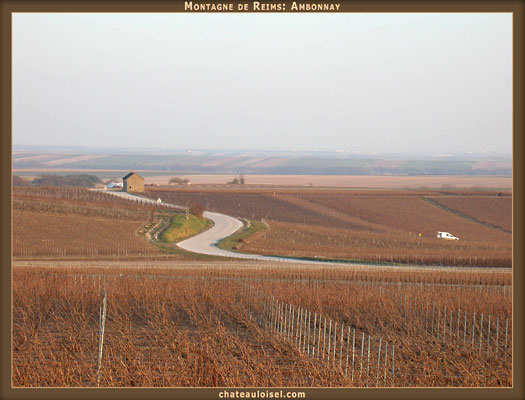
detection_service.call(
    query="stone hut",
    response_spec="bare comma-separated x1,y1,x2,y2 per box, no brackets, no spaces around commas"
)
122,172,145,193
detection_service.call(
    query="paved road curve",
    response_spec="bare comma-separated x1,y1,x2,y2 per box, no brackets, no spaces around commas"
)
177,211,243,256
95,189,510,271
176,211,332,263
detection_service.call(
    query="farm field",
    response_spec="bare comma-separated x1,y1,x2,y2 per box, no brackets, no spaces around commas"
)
12,187,201,260
427,196,512,232
12,262,512,387
144,174,513,189
11,185,514,389
144,188,512,268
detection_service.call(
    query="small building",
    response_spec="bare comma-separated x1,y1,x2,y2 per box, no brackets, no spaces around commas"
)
122,172,145,193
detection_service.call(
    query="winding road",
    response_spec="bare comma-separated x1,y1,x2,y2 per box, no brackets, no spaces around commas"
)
176,211,332,264
97,189,511,270
97,189,331,263
177,211,243,257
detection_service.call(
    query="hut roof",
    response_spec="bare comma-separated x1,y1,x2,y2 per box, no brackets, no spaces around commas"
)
122,172,143,180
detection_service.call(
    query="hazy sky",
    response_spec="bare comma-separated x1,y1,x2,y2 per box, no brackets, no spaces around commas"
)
13,13,512,154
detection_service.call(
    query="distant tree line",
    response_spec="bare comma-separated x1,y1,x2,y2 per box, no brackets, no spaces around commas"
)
13,174,101,188
228,174,246,185
169,177,190,186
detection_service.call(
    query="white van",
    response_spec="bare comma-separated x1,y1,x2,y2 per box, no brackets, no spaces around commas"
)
436,231,459,240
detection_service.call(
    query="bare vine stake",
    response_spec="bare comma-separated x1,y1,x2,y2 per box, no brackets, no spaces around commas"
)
504,318,508,354
479,313,484,354
442,306,446,341
471,312,476,349
298,308,302,349
313,313,317,358
487,315,491,356
317,317,322,360
284,303,288,338
333,322,337,366
431,302,435,336
283,304,288,339
339,323,344,370
359,332,364,380
366,334,371,387
351,327,356,381
297,307,301,346
424,302,428,331
273,301,277,332
345,325,350,377
278,302,282,333
457,308,460,340
274,299,278,332
287,305,291,340
450,310,453,339
294,305,298,340
392,345,395,383
376,338,382,387
293,307,298,344
327,320,332,362
303,309,308,352
495,316,499,358
277,302,281,334
463,311,467,344
383,342,388,386
437,304,441,340
96,288,107,386
306,311,312,355
292,306,296,345
322,316,327,360
281,302,285,335
267,297,271,329
297,306,301,343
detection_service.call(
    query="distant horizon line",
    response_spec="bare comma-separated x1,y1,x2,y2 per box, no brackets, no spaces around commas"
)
12,144,512,158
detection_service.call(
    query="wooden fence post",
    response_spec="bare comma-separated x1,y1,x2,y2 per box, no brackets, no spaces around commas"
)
307,310,311,355
339,323,344,370
333,322,337,366
351,327,356,382
304,309,308,352
313,312,317,358
96,288,107,386
345,325,351,377
317,316,322,359
359,331,365,381
366,334,371,387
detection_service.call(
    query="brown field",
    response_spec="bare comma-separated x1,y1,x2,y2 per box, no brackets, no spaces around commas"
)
146,174,512,188
144,188,512,267
11,183,513,388
12,263,512,387
41,154,108,166
12,187,172,259
428,196,512,232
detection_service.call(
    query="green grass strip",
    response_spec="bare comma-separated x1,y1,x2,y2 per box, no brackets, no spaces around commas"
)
160,213,212,243
216,219,266,251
